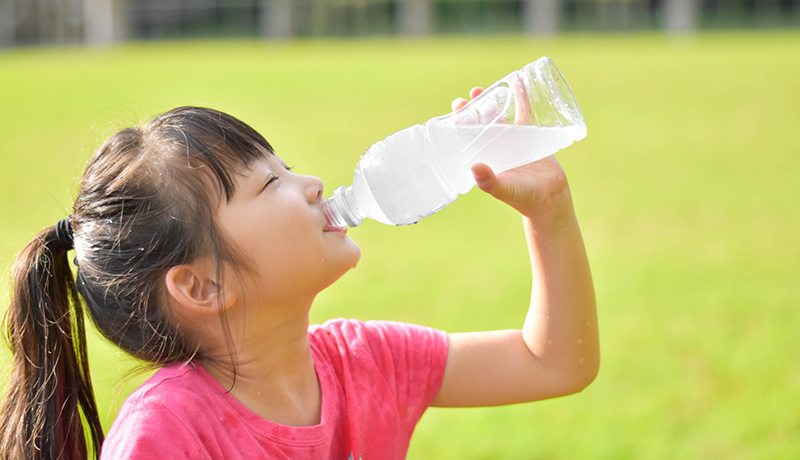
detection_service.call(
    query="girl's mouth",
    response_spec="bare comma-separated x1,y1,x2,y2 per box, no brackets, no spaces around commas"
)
323,201,348,233
324,213,347,233
324,224,347,233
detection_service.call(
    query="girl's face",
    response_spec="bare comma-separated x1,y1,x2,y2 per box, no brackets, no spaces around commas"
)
217,154,361,305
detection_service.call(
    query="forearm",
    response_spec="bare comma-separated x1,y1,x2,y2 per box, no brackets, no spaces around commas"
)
521,187,599,390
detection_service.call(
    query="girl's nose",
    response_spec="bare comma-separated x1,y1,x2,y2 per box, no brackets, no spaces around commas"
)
304,175,324,204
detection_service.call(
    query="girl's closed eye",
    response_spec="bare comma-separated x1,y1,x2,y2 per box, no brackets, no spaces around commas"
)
261,165,293,193
262,173,280,192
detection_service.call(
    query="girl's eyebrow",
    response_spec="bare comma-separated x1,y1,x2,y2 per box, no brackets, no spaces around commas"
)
234,167,261,179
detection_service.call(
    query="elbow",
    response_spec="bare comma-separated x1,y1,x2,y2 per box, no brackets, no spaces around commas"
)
573,360,600,394
552,355,600,397
567,355,600,394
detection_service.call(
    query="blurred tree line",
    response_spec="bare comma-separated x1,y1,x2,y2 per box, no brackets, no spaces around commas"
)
1,0,798,47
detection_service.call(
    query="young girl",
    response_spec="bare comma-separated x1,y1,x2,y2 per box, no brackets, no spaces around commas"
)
0,87,598,460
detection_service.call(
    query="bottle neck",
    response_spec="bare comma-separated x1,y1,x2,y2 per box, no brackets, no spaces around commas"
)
322,185,363,228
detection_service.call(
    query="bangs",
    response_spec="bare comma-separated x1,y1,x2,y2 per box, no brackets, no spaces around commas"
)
148,107,274,202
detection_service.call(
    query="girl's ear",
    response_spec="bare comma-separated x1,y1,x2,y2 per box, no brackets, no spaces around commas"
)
165,261,237,314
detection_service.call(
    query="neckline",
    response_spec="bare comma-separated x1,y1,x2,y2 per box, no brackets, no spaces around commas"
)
190,340,336,445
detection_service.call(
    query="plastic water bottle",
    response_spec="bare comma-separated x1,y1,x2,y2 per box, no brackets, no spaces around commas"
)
322,56,587,227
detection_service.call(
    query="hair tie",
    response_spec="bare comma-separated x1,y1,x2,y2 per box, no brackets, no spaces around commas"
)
55,216,74,251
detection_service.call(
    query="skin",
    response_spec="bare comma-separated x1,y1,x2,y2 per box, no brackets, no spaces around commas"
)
165,87,599,427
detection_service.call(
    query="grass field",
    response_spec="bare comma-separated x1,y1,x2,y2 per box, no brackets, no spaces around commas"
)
1,32,799,458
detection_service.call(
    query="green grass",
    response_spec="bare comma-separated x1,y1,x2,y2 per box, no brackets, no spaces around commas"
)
1,32,799,458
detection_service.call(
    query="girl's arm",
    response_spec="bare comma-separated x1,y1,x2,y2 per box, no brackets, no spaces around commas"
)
431,90,599,407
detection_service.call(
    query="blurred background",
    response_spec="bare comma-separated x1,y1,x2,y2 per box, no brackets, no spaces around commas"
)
1,1,799,459
2,0,800,46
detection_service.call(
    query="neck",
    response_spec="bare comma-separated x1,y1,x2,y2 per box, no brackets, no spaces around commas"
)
201,297,322,427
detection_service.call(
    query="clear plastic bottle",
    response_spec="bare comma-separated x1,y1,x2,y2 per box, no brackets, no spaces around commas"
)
322,56,587,228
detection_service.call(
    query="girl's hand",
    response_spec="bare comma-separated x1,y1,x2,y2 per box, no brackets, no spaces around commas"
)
451,87,571,220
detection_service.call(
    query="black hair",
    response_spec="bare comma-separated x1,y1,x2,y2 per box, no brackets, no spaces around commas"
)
1,107,273,459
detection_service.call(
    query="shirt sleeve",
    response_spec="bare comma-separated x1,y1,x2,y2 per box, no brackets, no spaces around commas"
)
100,399,212,460
316,319,449,434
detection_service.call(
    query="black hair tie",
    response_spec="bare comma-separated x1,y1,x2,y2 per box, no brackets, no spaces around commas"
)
55,216,74,251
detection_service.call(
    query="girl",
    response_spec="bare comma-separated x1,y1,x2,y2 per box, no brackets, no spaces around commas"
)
0,87,598,460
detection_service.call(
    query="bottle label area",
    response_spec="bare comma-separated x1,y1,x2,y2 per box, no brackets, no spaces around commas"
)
363,125,457,226
358,121,585,225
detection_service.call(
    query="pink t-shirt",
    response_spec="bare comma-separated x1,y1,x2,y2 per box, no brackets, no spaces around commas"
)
101,319,449,460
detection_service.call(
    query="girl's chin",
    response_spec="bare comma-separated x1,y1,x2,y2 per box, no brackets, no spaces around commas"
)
345,237,361,262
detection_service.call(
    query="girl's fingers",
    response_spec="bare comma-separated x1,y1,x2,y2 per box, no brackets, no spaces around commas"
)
452,87,485,112
512,77,530,125
451,97,467,112
471,163,502,197
472,163,530,210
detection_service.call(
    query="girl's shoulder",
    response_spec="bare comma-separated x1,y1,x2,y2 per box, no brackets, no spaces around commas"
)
309,317,447,351
108,360,234,437
308,318,448,387
102,362,218,459
109,361,215,432
128,361,207,403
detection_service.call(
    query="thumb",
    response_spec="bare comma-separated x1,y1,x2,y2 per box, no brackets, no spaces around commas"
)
471,163,506,199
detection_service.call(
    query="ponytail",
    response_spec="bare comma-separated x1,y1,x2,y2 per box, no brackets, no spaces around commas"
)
0,226,104,459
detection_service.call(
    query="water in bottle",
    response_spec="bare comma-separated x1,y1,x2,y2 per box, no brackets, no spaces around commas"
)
323,56,587,227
